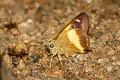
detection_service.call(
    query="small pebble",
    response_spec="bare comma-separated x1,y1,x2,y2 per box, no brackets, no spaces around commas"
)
77,54,88,61
111,56,116,60
17,70,21,74
89,38,95,43
10,28,20,35
91,9,97,13
85,67,92,72
47,77,57,80
18,59,25,69
29,46,36,55
58,74,64,80
116,61,120,66
96,39,103,45
72,58,78,63
25,76,36,80
111,40,119,46
3,55,11,68
117,70,120,77
33,54,40,63
18,22,32,33
115,30,120,37
97,59,104,64
95,31,104,39
99,75,104,79
16,41,27,53
117,45,120,51
107,66,113,72
22,69,28,76
27,19,33,24
86,0,92,4
22,34,30,43
101,33,109,42
107,49,115,56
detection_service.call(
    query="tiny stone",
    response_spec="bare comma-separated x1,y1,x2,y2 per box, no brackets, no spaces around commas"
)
18,22,31,33
89,38,95,43
86,0,92,4
10,28,19,35
107,49,115,56
99,75,104,79
96,26,100,29
77,54,88,61
111,56,116,60
72,58,78,63
116,61,120,66
107,66,113,72
115,30,120,37
22,69,28,76
29,46,36,55
58,74,64,80
91,9,97,13
96,39,103,45
33,54,40,63
25,76,34,80
27,19,33,24
3,55,11,68
117,45,120,51
95,31,104,39
85,67,92,72
47,77,56,80
111,40,119,46
16,41,27,53
18,59,25,69
97,59,104,63
22,34,30,43
117,70,120,77
17,70,21,74
101,33,109,42
34,78,40,80
112,62,116,65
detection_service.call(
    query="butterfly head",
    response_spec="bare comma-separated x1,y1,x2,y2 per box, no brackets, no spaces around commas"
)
45,39,57,54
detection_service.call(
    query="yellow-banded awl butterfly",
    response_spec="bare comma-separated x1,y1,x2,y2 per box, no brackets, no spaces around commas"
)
46,12,91,66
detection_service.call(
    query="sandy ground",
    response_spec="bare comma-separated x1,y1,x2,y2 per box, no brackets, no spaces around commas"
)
0,0,120,80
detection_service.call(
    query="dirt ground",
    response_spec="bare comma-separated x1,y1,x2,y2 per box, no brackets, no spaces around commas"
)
0,0,120,80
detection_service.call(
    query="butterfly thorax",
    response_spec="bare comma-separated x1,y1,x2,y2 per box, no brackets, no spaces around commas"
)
46,39,65,56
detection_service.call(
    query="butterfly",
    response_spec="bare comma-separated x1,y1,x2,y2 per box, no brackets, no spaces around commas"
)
45,12,91,66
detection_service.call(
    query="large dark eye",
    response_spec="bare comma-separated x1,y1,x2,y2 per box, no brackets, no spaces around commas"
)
50,44,54,48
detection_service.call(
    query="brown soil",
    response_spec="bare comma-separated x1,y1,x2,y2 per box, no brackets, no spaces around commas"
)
0,0,120,80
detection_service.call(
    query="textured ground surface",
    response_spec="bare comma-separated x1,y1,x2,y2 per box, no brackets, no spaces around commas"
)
0,0,120,80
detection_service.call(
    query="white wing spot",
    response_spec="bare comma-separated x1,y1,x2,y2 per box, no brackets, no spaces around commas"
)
75,19,81,22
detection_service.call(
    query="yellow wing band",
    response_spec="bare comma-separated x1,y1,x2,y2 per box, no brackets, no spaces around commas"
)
67,29,84,53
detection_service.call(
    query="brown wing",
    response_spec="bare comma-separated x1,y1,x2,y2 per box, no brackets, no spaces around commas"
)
55,13,91,53
55,12,89,40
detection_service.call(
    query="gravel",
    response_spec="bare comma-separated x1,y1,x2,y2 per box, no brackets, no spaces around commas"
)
1,0,120,80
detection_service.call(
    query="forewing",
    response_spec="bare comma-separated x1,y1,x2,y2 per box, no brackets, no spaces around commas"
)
55,12,89,40
72,12,89,34
55,13,90,53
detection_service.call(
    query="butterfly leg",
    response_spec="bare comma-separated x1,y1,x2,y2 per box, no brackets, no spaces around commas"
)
65,53,73,65
50,54,56,68
57,53,63,66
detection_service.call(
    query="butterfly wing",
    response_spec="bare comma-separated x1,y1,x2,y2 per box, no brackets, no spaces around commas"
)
55,12,89,39
55,13,91,54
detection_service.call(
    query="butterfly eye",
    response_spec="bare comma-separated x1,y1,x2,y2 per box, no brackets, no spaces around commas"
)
50,44,54,48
